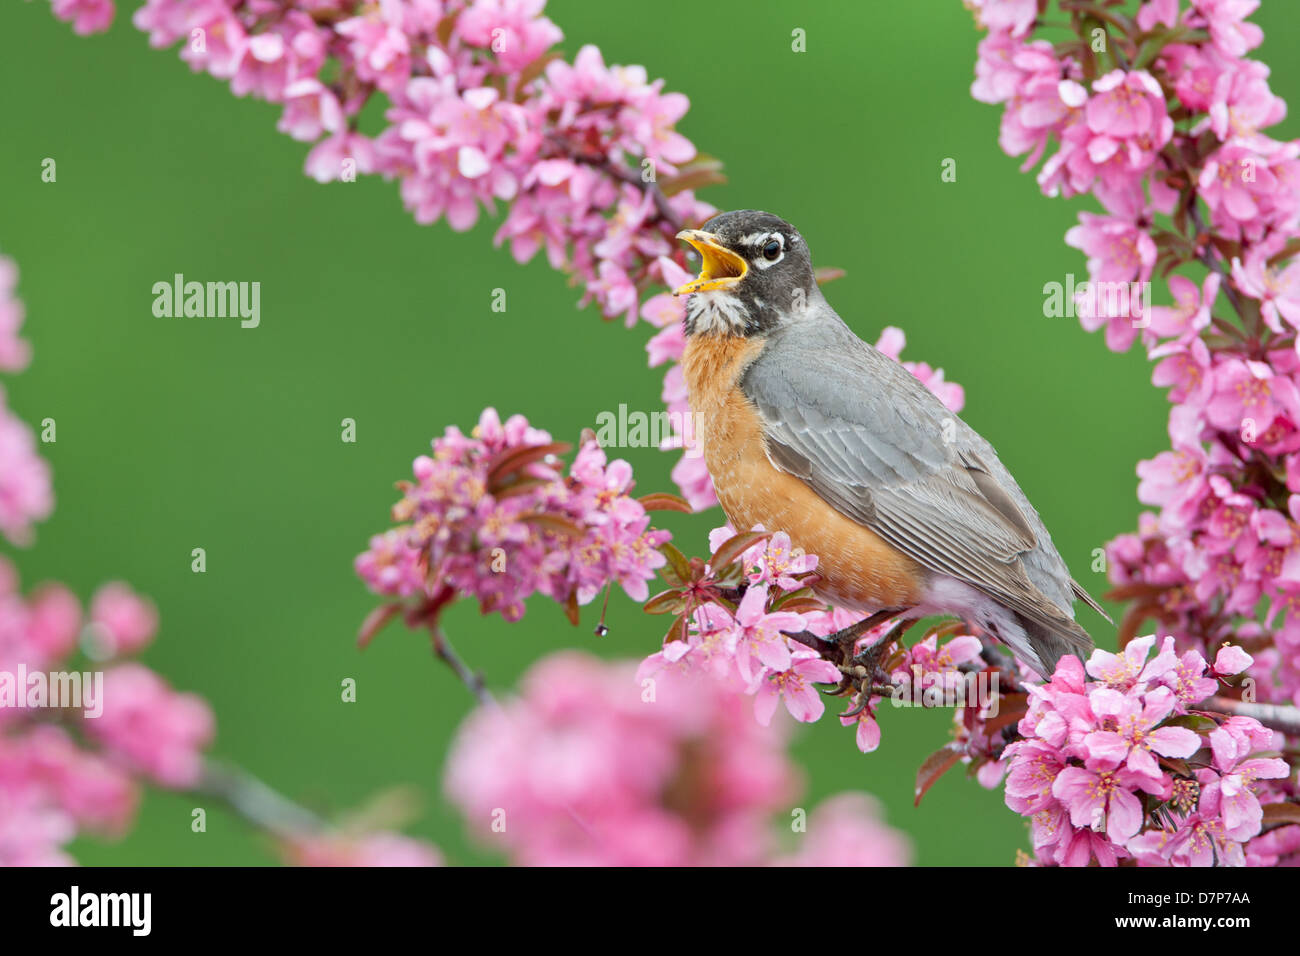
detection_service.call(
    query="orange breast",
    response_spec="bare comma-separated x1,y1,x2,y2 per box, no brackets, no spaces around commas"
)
682,333,925,611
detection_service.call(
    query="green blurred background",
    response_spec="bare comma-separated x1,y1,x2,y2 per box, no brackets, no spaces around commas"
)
3,0,1298,866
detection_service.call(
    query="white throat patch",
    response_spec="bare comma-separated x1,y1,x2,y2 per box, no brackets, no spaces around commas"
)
686,290,750,335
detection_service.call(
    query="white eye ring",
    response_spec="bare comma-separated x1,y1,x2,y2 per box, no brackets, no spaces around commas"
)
754,234,784,269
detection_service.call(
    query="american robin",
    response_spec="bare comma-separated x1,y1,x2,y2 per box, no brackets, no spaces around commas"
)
674,210,1107,679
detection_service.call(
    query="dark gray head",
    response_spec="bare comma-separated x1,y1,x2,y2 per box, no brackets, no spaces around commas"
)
673,210,818,336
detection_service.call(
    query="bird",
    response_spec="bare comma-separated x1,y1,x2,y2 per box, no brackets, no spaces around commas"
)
672,209,1107,680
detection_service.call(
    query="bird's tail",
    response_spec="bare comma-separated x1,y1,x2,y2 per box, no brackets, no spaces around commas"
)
1016,613,1093,681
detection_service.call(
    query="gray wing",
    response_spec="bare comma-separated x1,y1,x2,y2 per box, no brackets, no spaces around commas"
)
741,317,1100,638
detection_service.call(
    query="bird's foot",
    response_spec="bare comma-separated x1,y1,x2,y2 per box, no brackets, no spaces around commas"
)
825,608,905,651
783,610,912,700
835,617,918,715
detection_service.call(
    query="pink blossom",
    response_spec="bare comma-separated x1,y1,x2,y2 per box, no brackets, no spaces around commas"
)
88,582,160,657
284,831,443,867
179,8,249,81
966,0,1037,38
1148,273,1219,342
86,664,215,788
1053,764,1163,844
729,586,803,684
335,2,412,95
1085,635,1177,690
1208,58,1286,142
1203,357,1300,435
1137,0,1180,32
841,701,883,754
0,399,54,547
753,650,841,726
50,0,115,35
278,79,344,142
1213,643,1253,675
1232,250,1300,335
1198,142,1287,238
445,654,791,866
1065,212,1157,285
0,258,29,374
455,0,563,72
1080,70,1174,190
771,793,911,867
357,408,669,622
1082,687,1200,779
1194,0,1264,59
354,528,425,598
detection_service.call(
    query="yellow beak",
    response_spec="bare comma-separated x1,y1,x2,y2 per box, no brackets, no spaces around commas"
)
673,230,747,296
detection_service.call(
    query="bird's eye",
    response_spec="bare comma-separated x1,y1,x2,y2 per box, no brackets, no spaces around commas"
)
762,238,782,261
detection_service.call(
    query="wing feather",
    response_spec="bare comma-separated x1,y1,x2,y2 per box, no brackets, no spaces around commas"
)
741,326,1086,636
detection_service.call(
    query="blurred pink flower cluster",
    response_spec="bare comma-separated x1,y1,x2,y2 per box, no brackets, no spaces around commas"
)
282,830,444,867
2,242,440,866
1,539,442,868
444,651,910,866
1002,635,1292,866
969,0,1300,854
356,406,669,623
0,565,213,864
0,250,225,864
0,257,52,546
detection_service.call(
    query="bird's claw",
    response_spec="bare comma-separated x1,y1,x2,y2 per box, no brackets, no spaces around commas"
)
786,611,916,704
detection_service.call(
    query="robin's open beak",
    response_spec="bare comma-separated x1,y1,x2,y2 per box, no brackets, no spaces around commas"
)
673,230,747,296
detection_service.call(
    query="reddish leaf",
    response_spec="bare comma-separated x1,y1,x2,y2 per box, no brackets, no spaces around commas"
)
770,587,819,610
1267,237,1300,266
357,603,403,650
660,167,728,197
814,266,846,285
710,530,773,571
915,743,964,807
638,492,693,514
521,513,585,538
981,693,1028,736
493,477,552,500
643,590,686,615
515,50,564,98
485,441,571,490
435,12,459,47
1262,802,1300,827
1157,756,1193,777
664,615,688,646
562,589,580,627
